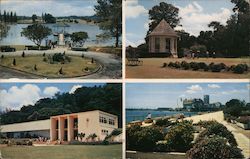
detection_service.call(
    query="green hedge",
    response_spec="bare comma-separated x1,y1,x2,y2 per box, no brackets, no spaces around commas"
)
164,61,248,74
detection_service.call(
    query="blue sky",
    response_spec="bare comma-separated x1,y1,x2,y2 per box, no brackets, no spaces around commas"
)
126,82,250,109
125,0,235,46
0,0,96,16
0,82,105,111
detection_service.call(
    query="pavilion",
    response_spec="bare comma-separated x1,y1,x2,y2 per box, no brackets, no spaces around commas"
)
148,19,178,57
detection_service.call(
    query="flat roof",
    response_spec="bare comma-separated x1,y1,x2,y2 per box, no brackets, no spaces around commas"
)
1,119,50,133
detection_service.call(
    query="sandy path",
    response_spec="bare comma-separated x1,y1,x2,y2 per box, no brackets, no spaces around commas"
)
185,111,250,158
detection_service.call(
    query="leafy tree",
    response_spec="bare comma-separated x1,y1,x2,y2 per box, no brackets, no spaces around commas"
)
44,13,56,23
186,136,244,159
21,24,52,49
32,14,37,23
70,32,88,46
10,11,13,23
13,12,17,22
94,0,122,47
224,99,246,117
148,2,181,33
3,10,6,23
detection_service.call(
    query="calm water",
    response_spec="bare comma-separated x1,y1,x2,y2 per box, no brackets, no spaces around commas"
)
126,110,198,123
0,23,114,46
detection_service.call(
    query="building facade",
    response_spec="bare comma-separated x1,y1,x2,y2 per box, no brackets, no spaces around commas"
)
148,19,178,57
1,110,118,142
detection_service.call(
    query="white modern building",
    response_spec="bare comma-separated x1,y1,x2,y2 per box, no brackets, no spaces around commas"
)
1,110,118,142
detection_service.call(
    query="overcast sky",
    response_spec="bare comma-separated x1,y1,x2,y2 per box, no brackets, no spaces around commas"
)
0,83,105,111
0,0,96,17
125,0,234,46
126,82,250,109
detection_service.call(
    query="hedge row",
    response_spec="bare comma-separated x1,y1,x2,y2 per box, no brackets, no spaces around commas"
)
162,61,248,74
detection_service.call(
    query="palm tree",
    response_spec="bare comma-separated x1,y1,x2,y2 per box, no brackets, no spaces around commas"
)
77,133,85,142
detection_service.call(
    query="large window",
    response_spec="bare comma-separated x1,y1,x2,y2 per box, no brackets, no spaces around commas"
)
99,116,107,124
109,119,115,125
165,38,170,52
155,37,160,52
64,119,68,128
74,118,78,128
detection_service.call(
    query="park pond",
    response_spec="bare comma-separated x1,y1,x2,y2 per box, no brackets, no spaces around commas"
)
0,23,114,47
126,109,197,123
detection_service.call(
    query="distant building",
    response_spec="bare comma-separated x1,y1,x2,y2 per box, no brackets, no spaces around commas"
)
183,98,204,111
1,110,118,142
204,95,210,105
183,95,222,111
148,19,178,57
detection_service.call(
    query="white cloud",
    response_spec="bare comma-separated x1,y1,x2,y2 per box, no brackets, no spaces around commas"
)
126,0,147,19
176,1,232,35
0,84,41,110
186,85,203,94
69,85,83,94
43,86,60,97
208,84,221,89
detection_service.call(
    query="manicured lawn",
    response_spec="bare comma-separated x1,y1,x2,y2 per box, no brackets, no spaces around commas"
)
126,57,250,78
0,55,100,78
0,145,122,159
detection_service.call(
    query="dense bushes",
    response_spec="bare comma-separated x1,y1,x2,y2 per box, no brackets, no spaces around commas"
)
164,61,248,74
164,121,194,152
155,118,171,127
126,125,164,151
186,136,243,159
195,121,237,146
1,139,33,146
187,120,243,159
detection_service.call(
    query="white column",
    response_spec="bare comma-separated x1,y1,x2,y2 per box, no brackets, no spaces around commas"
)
58,117,64,141
50,118,57,141
67,116,74,141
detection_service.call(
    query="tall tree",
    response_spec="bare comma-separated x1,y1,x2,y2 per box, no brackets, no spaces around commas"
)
70,31,89,47
94,0,122,47
44,13,56,23
21,24,52,49
32,14,37,23
6,12,9,22
0,11,2,22
13,12,17,22
148,2,181,33
3,10,6,23
10,11,13,23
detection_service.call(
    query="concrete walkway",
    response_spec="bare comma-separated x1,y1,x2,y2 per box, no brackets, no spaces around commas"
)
0,48,121,79
185,111,250,158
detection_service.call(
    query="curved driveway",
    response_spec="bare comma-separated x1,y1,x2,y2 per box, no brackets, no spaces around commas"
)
0,49,122,79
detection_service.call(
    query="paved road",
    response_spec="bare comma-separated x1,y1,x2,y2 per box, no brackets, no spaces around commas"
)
185,111,250,158
0,48,122,79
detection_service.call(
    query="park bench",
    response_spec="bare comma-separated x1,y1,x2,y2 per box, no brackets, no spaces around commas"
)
127,57,143,66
